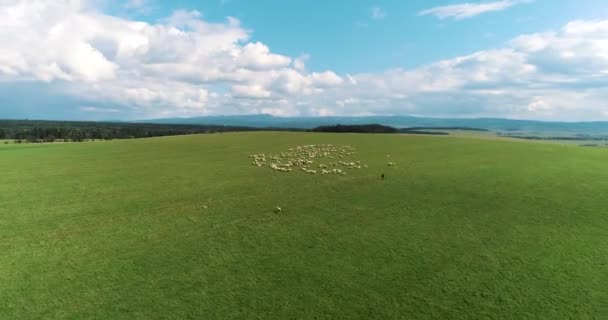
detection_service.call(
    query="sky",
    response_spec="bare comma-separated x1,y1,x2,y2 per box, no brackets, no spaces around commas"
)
1,0,608,121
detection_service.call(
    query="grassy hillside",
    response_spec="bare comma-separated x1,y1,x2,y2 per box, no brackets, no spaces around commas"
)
1,132,606,319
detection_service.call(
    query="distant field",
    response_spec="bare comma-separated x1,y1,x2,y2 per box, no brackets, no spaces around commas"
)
1,132,606,319
406,129,608,146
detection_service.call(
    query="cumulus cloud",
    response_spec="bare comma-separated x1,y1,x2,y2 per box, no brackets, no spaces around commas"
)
231,84,272,99
0,0,342,117
0,0,608,121
293,54,310,72
236,42,292,70
338,19,608,120
418,1,530,20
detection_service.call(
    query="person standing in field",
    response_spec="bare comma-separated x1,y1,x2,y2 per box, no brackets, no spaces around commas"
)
381,173,385,180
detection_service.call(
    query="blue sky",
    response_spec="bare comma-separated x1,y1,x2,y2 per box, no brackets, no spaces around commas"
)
136,0,606,73
1,0,608,120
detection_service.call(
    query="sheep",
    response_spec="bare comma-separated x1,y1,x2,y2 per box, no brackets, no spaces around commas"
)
249,144,368,176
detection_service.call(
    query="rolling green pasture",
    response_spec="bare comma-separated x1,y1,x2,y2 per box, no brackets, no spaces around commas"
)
1,132,607,319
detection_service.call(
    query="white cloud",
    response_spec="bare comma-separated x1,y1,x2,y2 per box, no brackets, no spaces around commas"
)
311,71,344,87
231,84,272,99
371,7,386,20
0,0,342,117
293,54,310,72
236,42,292,70
1,0,608,121
418,0,530,20
313,19,608,120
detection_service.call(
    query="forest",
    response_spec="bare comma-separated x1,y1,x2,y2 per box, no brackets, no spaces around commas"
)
0,120,298,143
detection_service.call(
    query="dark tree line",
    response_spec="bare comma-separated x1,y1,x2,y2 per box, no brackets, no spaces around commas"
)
0,120,302,143
398,129,449,135
312,124,399,134
403,127,489,132
311,124,455,135
0,120,463,143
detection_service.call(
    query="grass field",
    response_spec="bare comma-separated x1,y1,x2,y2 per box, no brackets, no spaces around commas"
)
1,132,607,319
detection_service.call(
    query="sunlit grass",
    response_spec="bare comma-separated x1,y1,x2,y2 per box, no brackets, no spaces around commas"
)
1,132,606,319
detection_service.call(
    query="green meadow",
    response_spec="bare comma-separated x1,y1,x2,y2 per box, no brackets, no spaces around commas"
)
1,132,606,319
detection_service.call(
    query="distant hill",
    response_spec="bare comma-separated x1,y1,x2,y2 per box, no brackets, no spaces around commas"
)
138,115,608,136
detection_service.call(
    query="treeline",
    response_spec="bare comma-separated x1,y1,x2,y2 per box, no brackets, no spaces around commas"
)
0,120,461,143
312,124,399,133
403,126,489,132
0,120,301,143
310,124,454,135
398,129,449,135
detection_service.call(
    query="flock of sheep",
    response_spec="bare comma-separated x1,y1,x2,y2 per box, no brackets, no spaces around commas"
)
249,144,369,176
